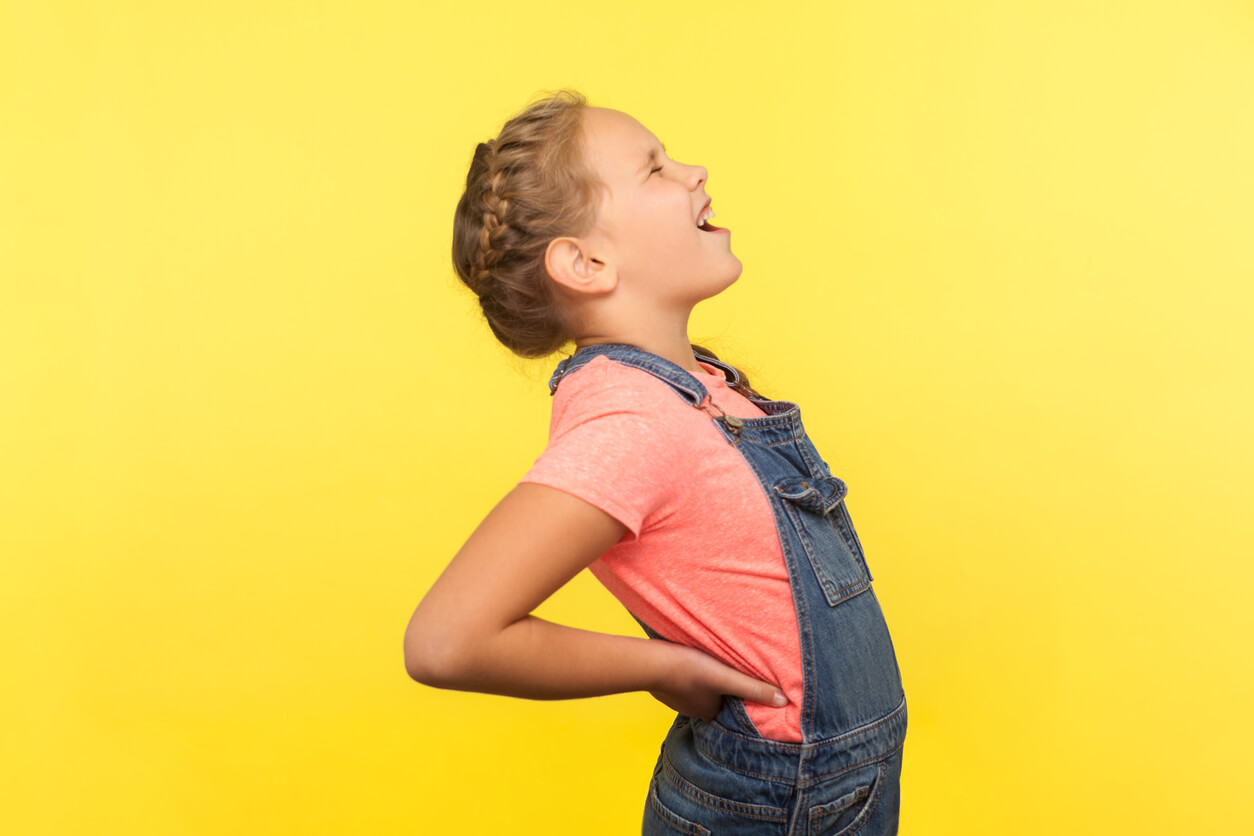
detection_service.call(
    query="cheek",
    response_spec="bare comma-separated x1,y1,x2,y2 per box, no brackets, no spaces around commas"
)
633,213,689,255
619,197,697,263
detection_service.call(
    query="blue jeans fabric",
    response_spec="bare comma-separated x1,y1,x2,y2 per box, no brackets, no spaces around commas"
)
549,345,907,836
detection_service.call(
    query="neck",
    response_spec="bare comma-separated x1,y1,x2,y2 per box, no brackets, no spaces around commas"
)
574,309,703,374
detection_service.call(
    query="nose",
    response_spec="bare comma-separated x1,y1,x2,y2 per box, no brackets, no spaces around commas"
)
686,163,707,190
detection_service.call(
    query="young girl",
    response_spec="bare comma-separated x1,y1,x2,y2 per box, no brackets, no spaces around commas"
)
405,90,907,835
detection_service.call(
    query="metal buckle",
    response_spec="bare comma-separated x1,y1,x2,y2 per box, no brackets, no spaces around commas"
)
549,355,573,396
696,395,743,435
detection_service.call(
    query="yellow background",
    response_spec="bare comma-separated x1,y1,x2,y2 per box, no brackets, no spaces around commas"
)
3,1,1252,833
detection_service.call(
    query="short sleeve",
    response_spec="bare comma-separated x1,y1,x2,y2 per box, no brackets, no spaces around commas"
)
519,359,695,537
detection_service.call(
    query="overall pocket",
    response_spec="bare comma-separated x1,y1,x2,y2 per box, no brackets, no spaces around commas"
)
646,745,788,836
644,776,710,836
806,760,889,836
774,475,872,607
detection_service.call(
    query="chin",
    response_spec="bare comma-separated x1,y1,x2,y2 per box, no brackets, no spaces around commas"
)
698,269,743,303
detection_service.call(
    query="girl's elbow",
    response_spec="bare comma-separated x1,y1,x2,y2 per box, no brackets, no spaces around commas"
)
403,616,472,688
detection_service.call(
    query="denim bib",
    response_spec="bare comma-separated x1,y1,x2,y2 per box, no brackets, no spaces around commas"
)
550,344,908,836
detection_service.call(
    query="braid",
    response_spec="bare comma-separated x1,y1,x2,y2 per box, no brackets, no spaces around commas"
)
469,149,507,292
451,90,598,358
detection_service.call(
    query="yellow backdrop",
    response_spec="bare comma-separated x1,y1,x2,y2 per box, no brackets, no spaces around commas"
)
3,1,1252,833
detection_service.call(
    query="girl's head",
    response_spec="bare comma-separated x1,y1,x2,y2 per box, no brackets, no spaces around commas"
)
452,90,741,359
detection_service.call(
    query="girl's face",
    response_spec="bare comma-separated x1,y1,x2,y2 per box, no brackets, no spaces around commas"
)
580,107,742,309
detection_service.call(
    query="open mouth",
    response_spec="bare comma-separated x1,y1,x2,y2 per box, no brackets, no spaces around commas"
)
698,204,728,234
702,205,732,236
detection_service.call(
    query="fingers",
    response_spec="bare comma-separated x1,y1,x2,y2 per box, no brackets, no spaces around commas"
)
667,645,789,711
726,670,789,708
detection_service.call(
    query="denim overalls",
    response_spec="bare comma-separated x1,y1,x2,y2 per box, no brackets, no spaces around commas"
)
549,344,907,836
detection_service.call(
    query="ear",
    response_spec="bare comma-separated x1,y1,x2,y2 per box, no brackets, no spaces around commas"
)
544,235,618,296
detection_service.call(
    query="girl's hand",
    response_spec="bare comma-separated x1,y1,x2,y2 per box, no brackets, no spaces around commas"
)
649,643,788,721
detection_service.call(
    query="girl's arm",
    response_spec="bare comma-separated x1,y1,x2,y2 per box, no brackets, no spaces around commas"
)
403,482,787,720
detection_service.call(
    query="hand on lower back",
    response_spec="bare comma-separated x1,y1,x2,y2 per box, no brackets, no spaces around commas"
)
649,644,787,721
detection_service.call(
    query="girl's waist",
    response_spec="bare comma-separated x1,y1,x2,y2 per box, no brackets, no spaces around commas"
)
687,695,908,786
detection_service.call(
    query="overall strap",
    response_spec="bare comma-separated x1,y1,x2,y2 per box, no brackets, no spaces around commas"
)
547,343,741,403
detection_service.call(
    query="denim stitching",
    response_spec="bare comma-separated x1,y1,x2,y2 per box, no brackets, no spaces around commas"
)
832,505,868,564
807,760,886,836
781,504,872,607
838,762,886,836
661,750,788,821
688,746,796,786
796,435,827,479
809,740,902,789
697,697,906,754
808,785,868,826
648,778,710,835
727,697,759,736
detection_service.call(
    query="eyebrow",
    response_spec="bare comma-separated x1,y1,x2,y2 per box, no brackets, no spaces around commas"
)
637,142,668,174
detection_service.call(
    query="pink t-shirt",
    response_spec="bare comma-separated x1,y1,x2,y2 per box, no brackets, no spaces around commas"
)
520,354,804,741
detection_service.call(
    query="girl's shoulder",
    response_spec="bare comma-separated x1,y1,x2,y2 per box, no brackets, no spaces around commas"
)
552,354,690,409
545,354,713,446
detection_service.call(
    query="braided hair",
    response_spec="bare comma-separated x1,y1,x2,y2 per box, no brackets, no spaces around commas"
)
452,89,601,358
451,89,766,399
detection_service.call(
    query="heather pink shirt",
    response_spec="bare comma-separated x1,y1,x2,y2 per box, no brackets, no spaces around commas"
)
520,355,804,741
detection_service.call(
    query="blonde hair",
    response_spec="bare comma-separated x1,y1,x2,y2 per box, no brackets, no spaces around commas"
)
451,89,600,358
451,89,765,397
